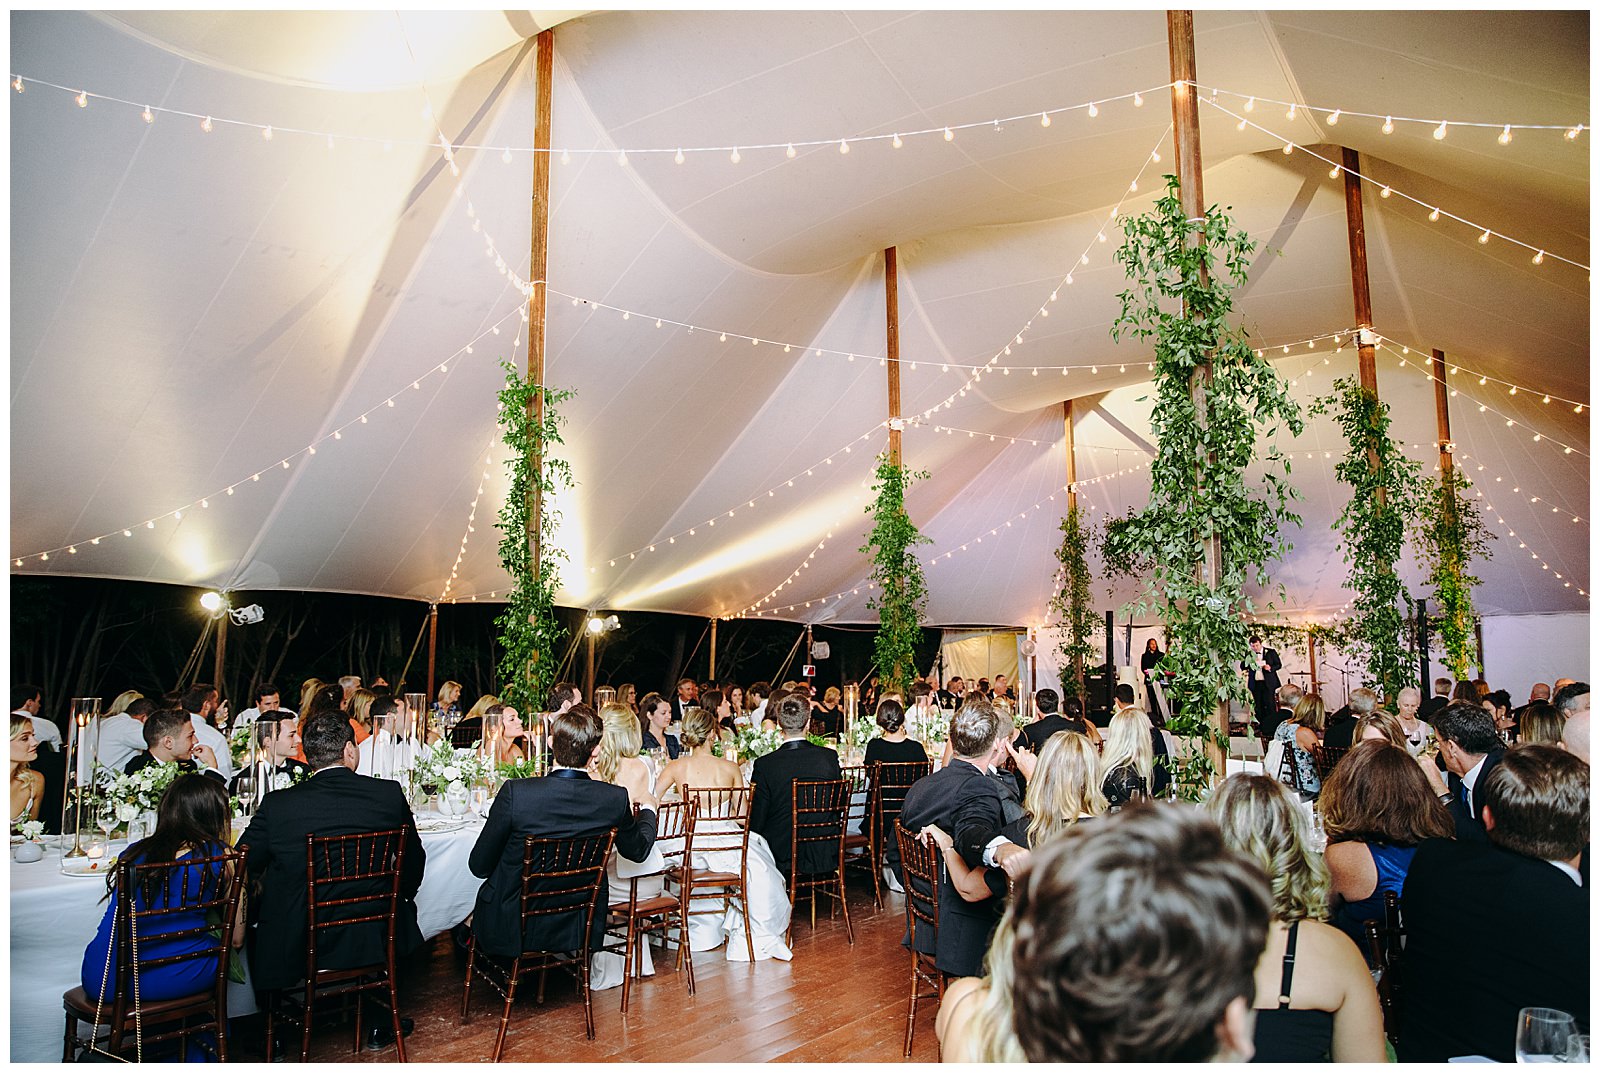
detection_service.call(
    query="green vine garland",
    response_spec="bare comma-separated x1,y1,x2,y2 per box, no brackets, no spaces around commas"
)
1309,377,1426,700
1104,175,1304,800
1416,465,1493,678
860,455,931,700
1050,503,1099,698
495,360,574,713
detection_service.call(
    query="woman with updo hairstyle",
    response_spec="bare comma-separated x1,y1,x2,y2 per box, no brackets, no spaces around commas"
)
1207,775,1386,1063
862,698,928,767
654,706,743,798
1319,741,1454,954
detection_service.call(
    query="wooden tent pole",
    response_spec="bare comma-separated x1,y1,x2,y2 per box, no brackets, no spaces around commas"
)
1309,630,1319,695
1167,10,1226,779
1063,399,1078,509
885,246,902,467
426,604,438,701
525,29,554,693
1342,148,1387,508
709,618,718,681
1431,350,1457,513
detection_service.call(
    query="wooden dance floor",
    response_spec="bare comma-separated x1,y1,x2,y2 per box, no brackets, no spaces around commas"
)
270,882,936,1063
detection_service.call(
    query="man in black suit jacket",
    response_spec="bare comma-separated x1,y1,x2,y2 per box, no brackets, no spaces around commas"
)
899,700,1016,978
1397,745,1589,1062
1419,676,1452,722
237,712,426,996
1013,688,1074,754
1433,701,1506,841
1240,636,1281,731
749,694,842,879
469,706,657,958
668,677,699,724
1262,682,1302,743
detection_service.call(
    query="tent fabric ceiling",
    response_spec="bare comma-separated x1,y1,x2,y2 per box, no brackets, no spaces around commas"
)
9,10,1590,627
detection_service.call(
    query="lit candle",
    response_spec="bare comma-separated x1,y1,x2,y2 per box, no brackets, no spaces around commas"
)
87,842,106,859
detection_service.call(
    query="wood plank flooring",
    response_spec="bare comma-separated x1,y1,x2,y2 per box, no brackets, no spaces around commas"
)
247,881,939,1063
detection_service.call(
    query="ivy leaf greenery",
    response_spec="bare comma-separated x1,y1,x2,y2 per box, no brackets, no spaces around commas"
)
860,455,931,700
1106,175,1303,800
495,360,574,714
1415,465,1493,679
1308,377,1426,700
1050,503,1099,698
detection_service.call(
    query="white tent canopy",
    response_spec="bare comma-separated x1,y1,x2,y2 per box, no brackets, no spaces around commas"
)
10,10,1590,629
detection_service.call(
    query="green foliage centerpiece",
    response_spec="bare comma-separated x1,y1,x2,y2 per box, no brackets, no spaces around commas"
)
1417,466,1493,678
861,454,931,700
1050,503,1099,698
495,361,574,714
1104,176,1303,799
1311,377,1426,700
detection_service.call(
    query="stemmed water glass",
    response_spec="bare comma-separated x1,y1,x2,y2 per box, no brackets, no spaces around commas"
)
1516,1007,1577,1063
96,797,120,845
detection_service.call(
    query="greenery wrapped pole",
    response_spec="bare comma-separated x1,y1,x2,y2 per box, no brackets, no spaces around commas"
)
1050,503,1098,699
495,364,573,713
1104,173,1303,799
861,456,931,701
1311,379,1424,701
1424,350,1493,679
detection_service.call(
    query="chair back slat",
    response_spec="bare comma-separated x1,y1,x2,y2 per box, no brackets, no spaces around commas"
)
115,849,245,981
684,786,753,857
516,830,614,932
895,822,941,934
790,778,849,861
871,760,931,833
1315,744,1349,780
651,799,694,871
304,828,406,981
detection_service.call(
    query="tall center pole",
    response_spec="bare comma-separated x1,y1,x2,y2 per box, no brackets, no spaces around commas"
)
1342,148,1388,509
426,604,438,701
709,618,718,681
525,30,554,693
885,246,902,467
1063,399,1078,510
1167,10,1226,779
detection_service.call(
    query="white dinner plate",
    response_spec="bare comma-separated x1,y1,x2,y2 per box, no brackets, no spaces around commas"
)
58,855,119,877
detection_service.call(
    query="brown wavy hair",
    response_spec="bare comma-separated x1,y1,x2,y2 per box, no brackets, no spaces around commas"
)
1319,740,1454,846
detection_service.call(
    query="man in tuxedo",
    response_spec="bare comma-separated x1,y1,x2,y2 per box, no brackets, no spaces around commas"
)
749,694,842,879
669,677,699,723
1239,636,1281,732
1564,702,1590,763
468,706,657,957
125,707,225,783
1323,687,1375,750
237,711,425,1049
1263,682,1302,743
1420,676,1452,721
230,711,309,795
1432,700,1505,841
992,674,1016,702
1397,745,1589,1062
1014,688,1073,755
899,700,1018,978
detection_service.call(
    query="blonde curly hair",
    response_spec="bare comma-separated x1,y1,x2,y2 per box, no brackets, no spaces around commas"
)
595,702,642,784
1205,774,1329,923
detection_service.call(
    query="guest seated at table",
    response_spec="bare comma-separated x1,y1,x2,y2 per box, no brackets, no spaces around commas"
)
89,696,156,779
80,774,244,1006
656,708,744,798
449,693,500,749
356,694,422,777
236,711,425,1049
433,680,463,725
758,686,787,732
596,703,654,801
636,692,680,759
749,694,842,880
347,687,376,745
1397,745,1589,1062
1099,708,1154,810
11,713,43,825
1207,775,1387,1063
1518,701,1565,746
1014,689,1098,756
1319,740,1454,954
126,708,225,783
1355,709,1449,795
1273,692,1326,796
811,687,846,739
936,805,1272,1062
229,712,309,796
864,698,929,768
468,707,658,959
489,704,527,766
1432,700,1506,841
700,689,736,735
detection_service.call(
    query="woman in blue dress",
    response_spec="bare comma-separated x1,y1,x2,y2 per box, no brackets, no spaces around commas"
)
80,774,242,1014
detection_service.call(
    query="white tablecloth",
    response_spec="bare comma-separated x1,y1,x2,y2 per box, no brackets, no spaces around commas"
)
9,817,485,1063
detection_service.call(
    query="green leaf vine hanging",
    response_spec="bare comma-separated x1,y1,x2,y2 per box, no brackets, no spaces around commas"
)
860,454,931,700
1050,503,1099,698
495,360,574,713
1309,377,1426,701
1416,464,1493,679
1104,175,1304,799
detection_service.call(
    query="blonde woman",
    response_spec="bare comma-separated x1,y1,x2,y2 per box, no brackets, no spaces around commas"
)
492,705,527,766
1274,692,1326,795
1099,708,1154,809
655,708,743,800
11,714,43,825
595,702,654,802
435,680,463,724
1207,776,1386,1063
347,687,376,745
105,690,143,718
297,679,324,722
615,683,637,713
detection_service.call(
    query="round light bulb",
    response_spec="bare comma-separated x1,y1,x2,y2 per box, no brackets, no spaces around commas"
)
201,116,213,133
1244,96,1255,112
1498,124,1512,145
1133,92,1144,107
1382,116,1394,134
1433,120,1448,140
142,106,153,124
674,148,685,164
1086,103,1098,118
1327,108,1340,125
730,147,741,164
944,126,954,141
200,592,225,613
1039,112,1051,127
838,139,849,154
891,133,903,148
1428,208,1440,222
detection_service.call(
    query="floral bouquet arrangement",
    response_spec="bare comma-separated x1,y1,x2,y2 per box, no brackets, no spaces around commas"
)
496,756,540,782
412,739,492,795
714,725,782,763
15,818,44,842
913,705,952,746
93,761,182,825
845,717,880,753
228,723,257,767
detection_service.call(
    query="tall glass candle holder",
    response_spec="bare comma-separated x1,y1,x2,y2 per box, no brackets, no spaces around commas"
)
61,698,101,858
405,693,428,748
844,683,859,723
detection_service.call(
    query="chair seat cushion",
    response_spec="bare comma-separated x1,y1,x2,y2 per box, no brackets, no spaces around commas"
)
620,894,681,915
680,867,741,884
63,985,214,1020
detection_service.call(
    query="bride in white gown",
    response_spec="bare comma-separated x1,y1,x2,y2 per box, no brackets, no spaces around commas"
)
656,710,792,962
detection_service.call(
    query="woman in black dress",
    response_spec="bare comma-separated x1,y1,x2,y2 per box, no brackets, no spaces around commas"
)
1140,638,1166,720
863,698,929,767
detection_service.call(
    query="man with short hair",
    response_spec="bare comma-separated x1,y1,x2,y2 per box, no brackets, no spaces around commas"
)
936,676,965,711
1563,704,1590,764
1324,687,1375,750
237,711,425,1051
1420,676,1453,721
338,675,362,705
1432,700,1506,841
992,673,1016,702
900,700,1018,977
180,683,235,779
1553,680,1590,721
126,707,224,782
1397,745,1589,1062
231,712,309,795
1014,688,1074,755
92,696,155,775
746,681,772,726
11,684,61,751
1265,682,1303,742
1239,636,1282,732
669,677,699,723
749,694,842,879
469,706,657,958
953,805,1271,1062
546,682,580,718
357,694,420,776
235,684,291,727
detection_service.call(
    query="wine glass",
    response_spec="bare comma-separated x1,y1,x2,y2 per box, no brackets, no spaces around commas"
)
95,798,119,844
1516,1007,1577,1063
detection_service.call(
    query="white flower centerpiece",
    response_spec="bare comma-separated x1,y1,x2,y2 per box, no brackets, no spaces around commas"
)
712,725,782,764
91,761,182,835
13,818,45,862
411,740,492,811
